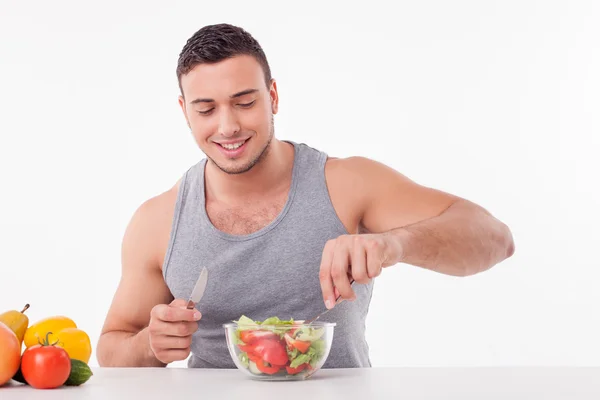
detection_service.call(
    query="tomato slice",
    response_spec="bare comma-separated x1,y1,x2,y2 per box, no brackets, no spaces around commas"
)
252,338,289,366
284,333,311,353
238,343,263,364
237,344,253,353
247,352,261,363
240,330,279,344
286,363,309,375
255,359,282,375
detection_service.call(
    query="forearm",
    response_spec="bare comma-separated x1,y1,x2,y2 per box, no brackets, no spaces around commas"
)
96,327,166,367
388,199,515,276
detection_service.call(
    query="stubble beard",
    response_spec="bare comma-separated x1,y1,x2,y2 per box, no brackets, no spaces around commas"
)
209,117,275,175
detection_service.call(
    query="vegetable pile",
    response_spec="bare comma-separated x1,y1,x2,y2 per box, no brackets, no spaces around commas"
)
0,304,93,389
233,316,327,376
11,332,93,389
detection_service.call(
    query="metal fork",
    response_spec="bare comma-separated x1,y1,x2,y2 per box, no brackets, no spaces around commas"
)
305,279,355,325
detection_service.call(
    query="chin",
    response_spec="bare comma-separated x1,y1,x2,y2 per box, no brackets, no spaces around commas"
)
210,135,273,175
214,160,258,175
210,149,266,175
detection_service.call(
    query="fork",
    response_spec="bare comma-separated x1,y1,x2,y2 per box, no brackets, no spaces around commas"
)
305,279,355,325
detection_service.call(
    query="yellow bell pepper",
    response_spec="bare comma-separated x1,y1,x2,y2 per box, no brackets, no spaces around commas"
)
24,316,92,363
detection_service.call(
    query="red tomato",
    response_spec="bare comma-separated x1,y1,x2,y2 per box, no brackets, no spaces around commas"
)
251,338,288,366
238,344,263,364
286,363,309,374
284,334,311,353
255,359,282,375
21,344,71,389
237,344,254,354
247,352,262,363
240,330,278,344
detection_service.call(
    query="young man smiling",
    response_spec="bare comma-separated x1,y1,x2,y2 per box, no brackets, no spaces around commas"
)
97,23,515,369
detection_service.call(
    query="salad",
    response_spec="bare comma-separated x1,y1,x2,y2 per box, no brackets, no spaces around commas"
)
232,315,327,376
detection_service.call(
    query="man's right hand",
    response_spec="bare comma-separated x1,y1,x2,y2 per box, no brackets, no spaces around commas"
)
148,299,202,364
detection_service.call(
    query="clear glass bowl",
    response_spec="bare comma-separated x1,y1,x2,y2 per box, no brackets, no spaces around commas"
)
223,320,335,380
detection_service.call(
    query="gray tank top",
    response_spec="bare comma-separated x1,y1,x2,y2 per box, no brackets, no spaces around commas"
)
162,141,373,368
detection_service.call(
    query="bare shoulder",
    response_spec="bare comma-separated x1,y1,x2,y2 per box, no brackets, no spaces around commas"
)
324,155,403,201
326,155,413,183
323,156,378,234
122,178,183,272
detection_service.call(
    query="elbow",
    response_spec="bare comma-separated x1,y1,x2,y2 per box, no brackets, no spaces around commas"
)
96,333,112,367
501,222,515,260
463,222,515,277
481,221,515,274
96,335,107,367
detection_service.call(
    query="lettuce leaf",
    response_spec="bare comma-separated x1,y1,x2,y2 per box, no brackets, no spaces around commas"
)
289,353,312,368
234,315,260,330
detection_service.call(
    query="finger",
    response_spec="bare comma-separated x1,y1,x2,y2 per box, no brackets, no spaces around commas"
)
152,334,193,350
151,318,199,337
331,240,355,300
167,321,199,337
170,299,201,317
319,239,336,309
351,238,370,284
366,240,383,279
154,304,201,322
154,349,191,364
336,272,354,304
170,298,190,308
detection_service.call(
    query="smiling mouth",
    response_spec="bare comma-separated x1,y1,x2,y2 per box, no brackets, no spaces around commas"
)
216,138,249,150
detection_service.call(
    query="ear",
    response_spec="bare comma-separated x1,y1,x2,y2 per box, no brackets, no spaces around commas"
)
178,95,191,129
269,79,279,114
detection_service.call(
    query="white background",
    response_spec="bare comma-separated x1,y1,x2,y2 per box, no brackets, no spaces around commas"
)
1,0,598,368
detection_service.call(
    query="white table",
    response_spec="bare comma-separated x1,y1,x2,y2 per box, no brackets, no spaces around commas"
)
2,367,599,399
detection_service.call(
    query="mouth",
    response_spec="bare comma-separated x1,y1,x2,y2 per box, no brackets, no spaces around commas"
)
214,137,250,158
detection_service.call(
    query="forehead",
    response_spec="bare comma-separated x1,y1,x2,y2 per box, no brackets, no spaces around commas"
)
180,55,266,100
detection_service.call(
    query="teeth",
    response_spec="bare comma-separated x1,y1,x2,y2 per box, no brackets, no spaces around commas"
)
221,140,246,150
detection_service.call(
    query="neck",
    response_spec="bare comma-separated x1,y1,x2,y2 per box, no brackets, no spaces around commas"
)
204,139,294,204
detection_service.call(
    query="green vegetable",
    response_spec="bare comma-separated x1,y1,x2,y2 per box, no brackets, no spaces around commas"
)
64,359,93,386
234,315,260,330
295,326,325,341
238,352,249,368
307,340,327,368
287,346,299,360
248,360,262,375
260,316,293,326
289,353,311,368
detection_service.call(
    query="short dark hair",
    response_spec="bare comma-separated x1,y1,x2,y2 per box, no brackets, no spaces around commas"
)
176,23,272,94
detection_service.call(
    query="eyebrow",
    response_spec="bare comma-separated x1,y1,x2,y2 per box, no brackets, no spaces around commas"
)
189,88,259,104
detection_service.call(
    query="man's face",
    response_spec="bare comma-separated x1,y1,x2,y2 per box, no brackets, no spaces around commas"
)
178,55,278,174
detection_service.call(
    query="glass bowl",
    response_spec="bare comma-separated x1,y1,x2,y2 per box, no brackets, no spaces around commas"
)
223,316,335,380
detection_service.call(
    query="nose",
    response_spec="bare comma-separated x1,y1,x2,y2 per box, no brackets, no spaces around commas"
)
217,108,241,137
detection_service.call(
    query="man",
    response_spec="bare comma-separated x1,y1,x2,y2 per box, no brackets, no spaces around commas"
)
96,23,514,369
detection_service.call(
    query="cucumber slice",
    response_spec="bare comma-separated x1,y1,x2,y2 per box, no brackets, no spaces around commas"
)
248,361,262,375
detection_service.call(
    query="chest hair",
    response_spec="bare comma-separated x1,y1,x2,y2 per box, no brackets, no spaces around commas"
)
206,195,288,235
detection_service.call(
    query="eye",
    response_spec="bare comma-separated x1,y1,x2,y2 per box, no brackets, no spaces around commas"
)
196,108,214,115
238,100,255,108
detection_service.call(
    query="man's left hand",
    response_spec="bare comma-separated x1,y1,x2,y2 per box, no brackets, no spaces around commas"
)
319,233,403,309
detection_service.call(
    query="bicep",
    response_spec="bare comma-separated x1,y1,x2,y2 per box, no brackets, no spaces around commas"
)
100,200,174,335
357,159,459,233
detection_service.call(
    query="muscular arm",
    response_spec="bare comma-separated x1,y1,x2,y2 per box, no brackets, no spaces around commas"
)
331,157,514,277
385,199,514,276
96,189,177,367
